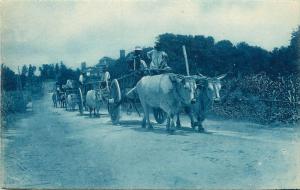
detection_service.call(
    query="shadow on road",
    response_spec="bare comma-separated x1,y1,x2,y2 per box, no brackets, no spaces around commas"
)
118,120,142,126
76,112,109,119
117,119,213,136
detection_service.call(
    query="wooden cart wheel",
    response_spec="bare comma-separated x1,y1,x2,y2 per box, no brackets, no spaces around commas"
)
153,108,167,124
108,79,121,124
78,88,84,115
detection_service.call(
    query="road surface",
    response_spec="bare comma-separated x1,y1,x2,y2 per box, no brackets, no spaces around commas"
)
2,82,300,189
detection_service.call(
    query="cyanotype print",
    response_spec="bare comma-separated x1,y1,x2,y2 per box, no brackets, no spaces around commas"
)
1,0,299,189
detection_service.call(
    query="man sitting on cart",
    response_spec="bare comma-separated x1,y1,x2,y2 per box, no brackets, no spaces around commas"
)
128,46,148,72
147,41,171,72
79,72,85,86
102,65,110,81
101,65,111,91
55,82,61,94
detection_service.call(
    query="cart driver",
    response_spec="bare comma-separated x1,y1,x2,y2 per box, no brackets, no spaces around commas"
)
101,65,110,91
129,46,147,71
55,82,61,94
147,41,170,70
102,66,110,82
79,72,85,85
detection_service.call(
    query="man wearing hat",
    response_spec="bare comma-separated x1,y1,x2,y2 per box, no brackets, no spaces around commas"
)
147,42,170,70
129,46,147,71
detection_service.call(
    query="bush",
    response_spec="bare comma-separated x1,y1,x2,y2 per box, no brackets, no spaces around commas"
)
1,91,29,115
214,73,300,124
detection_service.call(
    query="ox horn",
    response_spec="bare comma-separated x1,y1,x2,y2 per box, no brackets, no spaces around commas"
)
216,73,227,80
197,72,207,79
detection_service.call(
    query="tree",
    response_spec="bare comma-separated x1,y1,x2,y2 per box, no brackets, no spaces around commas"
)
28,64,36,80
55,63,59,74
269,26,299,77
1,64,18,91
21,65,28,76
20,65,28,88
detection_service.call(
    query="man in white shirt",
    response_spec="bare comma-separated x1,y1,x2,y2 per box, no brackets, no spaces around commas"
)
101,66,111,91
147,42,169,70
102,66,110,81
79,72,84,85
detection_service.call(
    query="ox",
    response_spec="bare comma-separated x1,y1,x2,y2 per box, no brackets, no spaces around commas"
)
176,74,226,132
86,90,102,117
133,74,197,132
58,93,66,108
66,94,78,111
52,92,58,108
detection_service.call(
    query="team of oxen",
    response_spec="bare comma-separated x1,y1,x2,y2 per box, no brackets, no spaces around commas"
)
52,81,102,116
129,73,226,132
52,90,65,108
52,72,226,133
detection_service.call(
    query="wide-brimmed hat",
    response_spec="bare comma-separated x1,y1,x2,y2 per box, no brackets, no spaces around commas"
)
134,46,142,51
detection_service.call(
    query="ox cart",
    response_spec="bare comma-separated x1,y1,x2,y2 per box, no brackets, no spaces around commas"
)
79,66,110,115
108,69,168,124
61,81,84,113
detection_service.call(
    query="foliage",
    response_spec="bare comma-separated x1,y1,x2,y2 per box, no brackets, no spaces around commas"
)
39,61,80,85
214,73,300,124
1,64,18,91
155,27,299,77
1,91,28,114
104,26,299,80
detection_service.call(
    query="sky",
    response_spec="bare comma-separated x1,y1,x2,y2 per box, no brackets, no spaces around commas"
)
1,0,300,72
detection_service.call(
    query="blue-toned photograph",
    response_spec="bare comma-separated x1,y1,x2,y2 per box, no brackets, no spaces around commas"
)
1,0,299,189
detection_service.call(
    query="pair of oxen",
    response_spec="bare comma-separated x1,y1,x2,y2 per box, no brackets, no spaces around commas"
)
129,73,226,133
52,91,66,108
52,80,81,111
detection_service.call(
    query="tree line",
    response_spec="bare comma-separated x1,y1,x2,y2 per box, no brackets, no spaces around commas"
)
1,62,80,91
38,62,81,85
160,29,298,78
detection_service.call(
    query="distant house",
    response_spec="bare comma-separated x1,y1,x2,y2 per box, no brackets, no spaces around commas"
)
97,57,116,69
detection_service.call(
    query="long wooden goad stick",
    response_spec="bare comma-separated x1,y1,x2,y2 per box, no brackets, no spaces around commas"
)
182,45,190,76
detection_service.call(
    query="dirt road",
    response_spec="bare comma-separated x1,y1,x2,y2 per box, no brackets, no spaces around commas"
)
2,82,300,188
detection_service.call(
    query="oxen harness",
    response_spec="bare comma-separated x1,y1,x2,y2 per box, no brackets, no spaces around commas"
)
169,74,189,104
